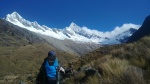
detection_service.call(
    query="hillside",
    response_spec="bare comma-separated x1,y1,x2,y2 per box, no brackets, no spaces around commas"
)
0,18,100,55
55,15,150,84
62,34,150,84
0,18,78,84
0,14,149,84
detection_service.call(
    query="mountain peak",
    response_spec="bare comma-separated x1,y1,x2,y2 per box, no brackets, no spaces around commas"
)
70,22,76,26
12,11,19,15
5,12,46,31
127,15,150,43
69,22,78,28
143,15,150,25
67,22,82,33
6,11,22,20
4,11,140,44
146,15,150,19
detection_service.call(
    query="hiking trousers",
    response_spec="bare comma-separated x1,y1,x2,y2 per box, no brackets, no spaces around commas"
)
47,77,57,84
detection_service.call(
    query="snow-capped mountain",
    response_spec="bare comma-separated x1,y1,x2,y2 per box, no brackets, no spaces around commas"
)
116,28,137,43
5,12,141,44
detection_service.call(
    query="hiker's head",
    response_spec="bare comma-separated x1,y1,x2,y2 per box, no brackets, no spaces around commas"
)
48,50,56,57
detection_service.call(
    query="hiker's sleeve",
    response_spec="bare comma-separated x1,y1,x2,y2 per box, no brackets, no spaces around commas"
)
41,58,47,69
36,58,47,83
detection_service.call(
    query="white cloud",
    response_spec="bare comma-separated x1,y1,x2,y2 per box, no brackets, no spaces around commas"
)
107,23,141,37
81,23,141,38
82,27,103,35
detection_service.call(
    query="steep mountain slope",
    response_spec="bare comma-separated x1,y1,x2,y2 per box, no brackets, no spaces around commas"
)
64,34,150,84
127,15,150,42
116,28,137,43
0,18,48,46
5,12,140,44
0,18,78,84
0,17,99,83
0,18,99,55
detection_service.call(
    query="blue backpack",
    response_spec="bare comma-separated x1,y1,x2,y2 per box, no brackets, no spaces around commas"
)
45,57,59,78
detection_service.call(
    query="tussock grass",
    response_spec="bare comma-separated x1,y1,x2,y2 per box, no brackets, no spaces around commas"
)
100,58,129,77
97,58,129,84
1,32,150,83
86,75,100,84
130,57,148,70
66,35,150,84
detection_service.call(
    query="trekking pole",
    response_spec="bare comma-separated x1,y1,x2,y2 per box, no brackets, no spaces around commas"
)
56,67,60,84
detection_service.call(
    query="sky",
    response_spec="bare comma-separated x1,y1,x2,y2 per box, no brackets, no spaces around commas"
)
0,0,150,32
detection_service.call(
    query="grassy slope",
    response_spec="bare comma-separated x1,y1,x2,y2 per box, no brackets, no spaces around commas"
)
0,19,78,84
63,35,150,84
1,18,150,84
0,43,78,84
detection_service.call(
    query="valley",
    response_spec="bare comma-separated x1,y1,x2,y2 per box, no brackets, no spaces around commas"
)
0,13,150,84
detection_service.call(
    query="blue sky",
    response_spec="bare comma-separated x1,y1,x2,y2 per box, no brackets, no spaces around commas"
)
0,0,150,32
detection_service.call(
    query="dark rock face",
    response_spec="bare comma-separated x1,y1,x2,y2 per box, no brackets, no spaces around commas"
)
127,15,150,43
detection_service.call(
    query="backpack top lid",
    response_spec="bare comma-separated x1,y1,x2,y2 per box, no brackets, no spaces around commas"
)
48,50,56,57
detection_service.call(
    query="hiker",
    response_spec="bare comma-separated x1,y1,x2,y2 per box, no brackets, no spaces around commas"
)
36,50,65,84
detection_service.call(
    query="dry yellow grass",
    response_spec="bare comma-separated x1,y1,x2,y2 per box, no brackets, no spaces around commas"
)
65,35,150,84
1,33,150,83
0,43,78,84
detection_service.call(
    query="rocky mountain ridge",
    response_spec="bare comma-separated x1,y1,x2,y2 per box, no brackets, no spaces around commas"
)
0,18,99,55
5,12,141,44
127,15,150,42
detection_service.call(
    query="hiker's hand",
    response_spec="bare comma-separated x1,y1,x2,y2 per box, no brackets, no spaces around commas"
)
60,67,65,73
